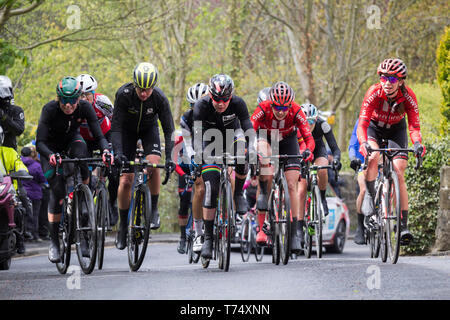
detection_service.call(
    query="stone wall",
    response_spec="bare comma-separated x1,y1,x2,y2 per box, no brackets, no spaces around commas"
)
434,166,450,252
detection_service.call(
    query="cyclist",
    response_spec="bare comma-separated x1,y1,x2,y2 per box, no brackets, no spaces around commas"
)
300,103,341,218
111,62,176,250
193,74,256,259
348,118,366,245
173,82,208,254
36,76,112,263
357,58,425,245
251,82,315,253
76,73,119,226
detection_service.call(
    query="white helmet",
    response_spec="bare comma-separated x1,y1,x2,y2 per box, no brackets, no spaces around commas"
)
0,75,13,100
301,103,319,124
76,74,98,93
257,87,271,104
186,83,209,104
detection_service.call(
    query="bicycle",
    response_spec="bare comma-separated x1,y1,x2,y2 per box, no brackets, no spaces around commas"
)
88,152,112,270
363,140,422,264
202,153,243,272
118,149,171,272
302,161,339,259
183,168,201,264
258,154,303,266
54,155,99,275
239,207,264,262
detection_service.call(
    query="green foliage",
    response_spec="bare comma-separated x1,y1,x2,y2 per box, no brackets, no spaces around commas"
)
403,135,450,255
436,26,450,135
0,39,28,74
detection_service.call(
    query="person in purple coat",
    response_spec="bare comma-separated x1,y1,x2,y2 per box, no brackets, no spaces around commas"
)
21,146,47,242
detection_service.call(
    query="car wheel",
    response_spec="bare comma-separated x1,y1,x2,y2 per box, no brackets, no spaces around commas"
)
326,220,346,254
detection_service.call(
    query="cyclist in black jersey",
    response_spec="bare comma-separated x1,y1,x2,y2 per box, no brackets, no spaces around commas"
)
301,104,341,217
111,62,176,250
36,76,112,263
192,74,256,259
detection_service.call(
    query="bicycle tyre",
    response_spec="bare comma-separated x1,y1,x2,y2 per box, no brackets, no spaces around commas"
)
314,186,323,258
74,184,97,275
253,218,265,262
278,174,291,265
304,192,314,259
56,199,72,274
96,186,108,270
268,190,280,265
240,215,251,262
386,171,401,264
379,179,388,263
127,184,151,272
187,230,194,264
223,181,234,271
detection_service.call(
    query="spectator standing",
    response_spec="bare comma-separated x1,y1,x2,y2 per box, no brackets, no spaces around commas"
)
21,146,47,242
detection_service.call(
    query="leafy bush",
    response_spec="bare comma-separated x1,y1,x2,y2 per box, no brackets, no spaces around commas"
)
403,135,450,255
436,26,450,135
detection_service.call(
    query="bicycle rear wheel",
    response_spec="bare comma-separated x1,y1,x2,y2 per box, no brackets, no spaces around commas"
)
385,172,401,264
74,184,97,274
56,199,72,274
96,186,108,270
127,184,151,272
278,174,291,265
240,214,251,262
314,186,323,258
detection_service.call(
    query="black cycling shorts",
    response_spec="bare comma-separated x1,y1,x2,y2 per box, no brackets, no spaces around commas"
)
367,118,408,160
121,126,161,173
257,131,301,171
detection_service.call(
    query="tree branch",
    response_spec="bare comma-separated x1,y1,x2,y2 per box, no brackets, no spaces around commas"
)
9,0,43,17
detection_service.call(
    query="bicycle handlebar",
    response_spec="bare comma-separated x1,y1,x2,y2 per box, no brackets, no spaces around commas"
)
363,147,423,170
120,159,171,185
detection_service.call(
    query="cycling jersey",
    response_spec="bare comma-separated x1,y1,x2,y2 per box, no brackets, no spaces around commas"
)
36,100,109,159
111,83,175,161
357,83,422,145
310,117,340,160
193,95,254,156
251,100,315,152
79,93,113,141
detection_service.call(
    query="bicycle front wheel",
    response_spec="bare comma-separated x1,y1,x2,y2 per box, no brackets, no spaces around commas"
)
268,190,280,265
314,186,323,258
222,181,234,271
240,215,251,262
127,184,151,272
96,186,109,270
385,172,402,264
278,174,291,265
74,184,97,275
56,199,72,274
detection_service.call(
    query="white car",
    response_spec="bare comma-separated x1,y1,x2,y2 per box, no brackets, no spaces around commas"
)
319,184,350,254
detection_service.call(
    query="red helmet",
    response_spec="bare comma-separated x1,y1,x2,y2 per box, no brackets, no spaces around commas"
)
377,58,407,79
269,81,295,106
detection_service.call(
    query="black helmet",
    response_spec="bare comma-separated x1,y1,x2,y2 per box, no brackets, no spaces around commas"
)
209,74,234,101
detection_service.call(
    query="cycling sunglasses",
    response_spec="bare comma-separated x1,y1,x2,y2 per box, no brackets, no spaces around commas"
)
60,96,79,105
307,118,316,125
380,75,399,84
272,104,290,112
211,95,232,103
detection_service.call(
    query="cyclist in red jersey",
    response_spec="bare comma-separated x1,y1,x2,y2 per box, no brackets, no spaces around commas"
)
357,58,426,245
251,82,314,253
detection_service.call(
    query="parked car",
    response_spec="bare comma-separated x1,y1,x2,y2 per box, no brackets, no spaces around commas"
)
319,183,350,254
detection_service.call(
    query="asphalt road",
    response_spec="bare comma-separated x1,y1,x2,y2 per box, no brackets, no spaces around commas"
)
1,236,449,301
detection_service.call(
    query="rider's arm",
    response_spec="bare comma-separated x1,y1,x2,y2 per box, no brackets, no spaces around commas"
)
155,89,175,162
36,103,56,159
110,89,127,156
403,87,423,144
192,101,205,159
294,106,315,152
356,84,378,145
348,119,364,162
322,120,341,160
